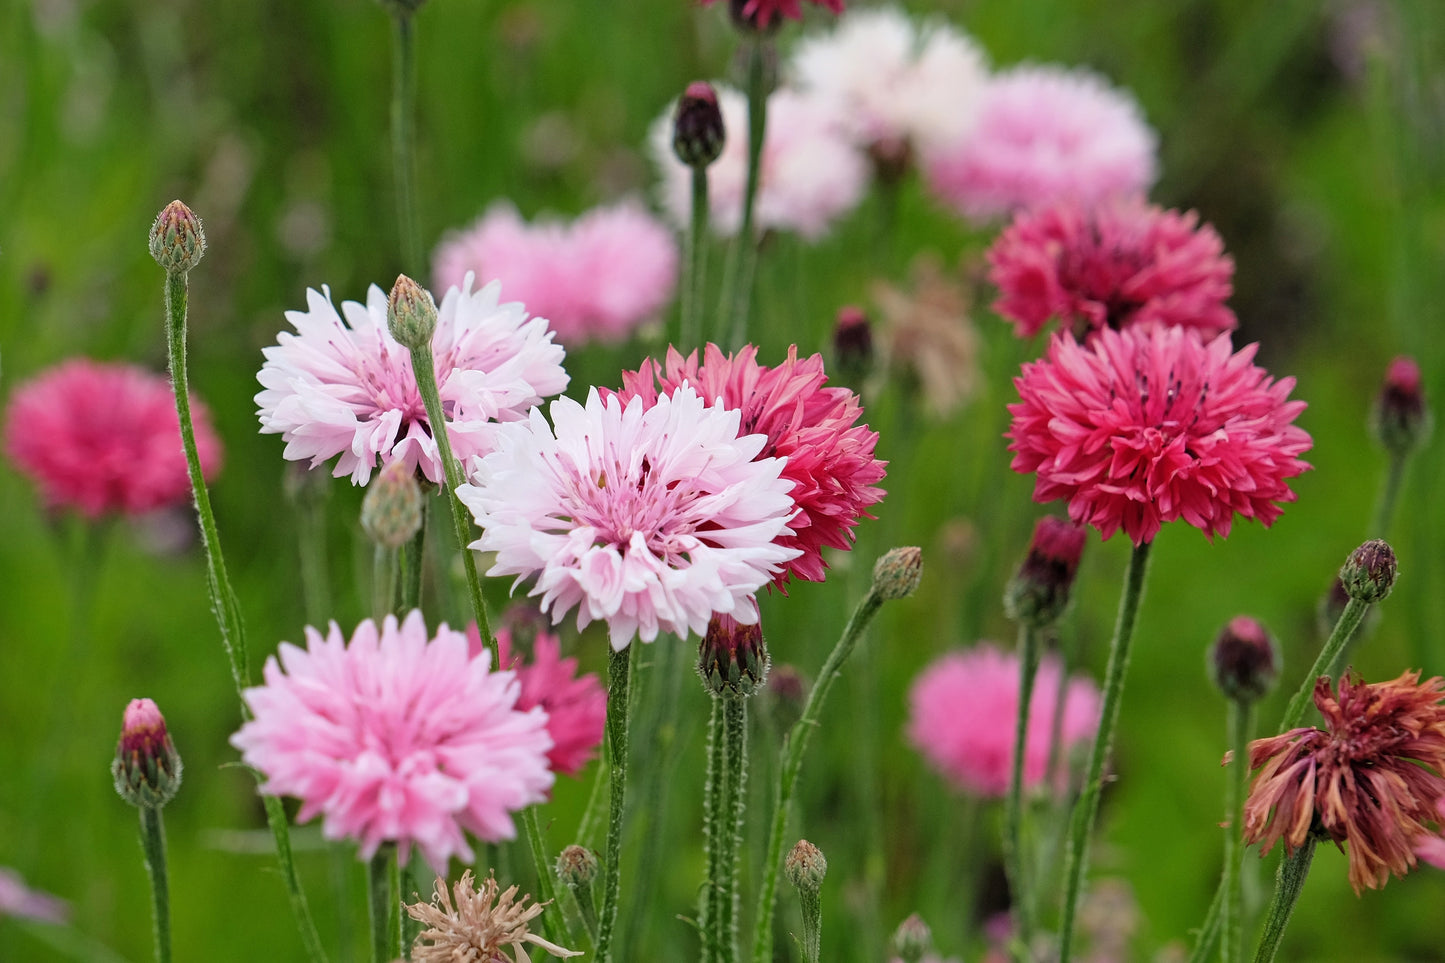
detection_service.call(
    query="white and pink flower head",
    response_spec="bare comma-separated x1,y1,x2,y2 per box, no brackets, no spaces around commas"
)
456,386,800,651
231,611,553,871
255,275,568,486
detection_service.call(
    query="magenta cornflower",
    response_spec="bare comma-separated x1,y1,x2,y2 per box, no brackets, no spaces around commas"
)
614,343,886,586
988,200,1237,341
432,202,678,346
922,64,1157,223
1007,326,1312,545
907,644,1101,798
701,0,843,30
230,611,553,871
255,276,568,486
3,358,222,518
456,386,800,650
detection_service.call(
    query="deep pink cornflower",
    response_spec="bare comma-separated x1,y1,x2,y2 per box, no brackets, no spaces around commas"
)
1007,325,1312,545
231,611,554,871
988,200,1237,341
3,358,222,518
466,623,606,778
702,0,843,31
907,644,1101,798
614,343,887,587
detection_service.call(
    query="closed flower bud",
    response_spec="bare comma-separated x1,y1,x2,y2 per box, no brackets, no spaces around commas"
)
112,699,183,809
1339,539,1397,603
1208,616,1280,703
1004,516,1087,627
785,839,827,892
386,274,438,350
555,844,599,889
763,664,807,733
872,546,923,601
699,613,769,697
890,913,934,963
673,82,725,169
1372,356,1430,458
149,200,206,274
832,305,873,387
360,461,424,549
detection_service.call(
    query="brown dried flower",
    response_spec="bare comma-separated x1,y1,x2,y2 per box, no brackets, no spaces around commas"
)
407,871,581,963
870,254,980,418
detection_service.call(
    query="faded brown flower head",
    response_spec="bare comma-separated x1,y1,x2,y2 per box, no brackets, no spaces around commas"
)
407,871,581,963
870,254,980,418
1243,670,1445,893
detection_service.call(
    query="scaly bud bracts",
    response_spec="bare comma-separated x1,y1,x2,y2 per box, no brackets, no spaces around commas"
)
1373,356,1431,458
387,275,438,351
699,613,769,697
361,461,424,549
673,82,726,168
149,201,206,274
1339,539,1397,604
872,546,922,601
1208,616,1280,703
112,699,183,809
1004,516,1086,627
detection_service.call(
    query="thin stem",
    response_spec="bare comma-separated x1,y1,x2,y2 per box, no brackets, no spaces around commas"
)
373,545,399,623
398,499,427,614
1186,881,1223,963
139,807,171,963
681,165,710,351
389,10,421,275
594,645,633,963
1291,597,1370,723
368,845,400,963
1004,621,1042,959
721,695,747,963
1250,839,1316,963
521,805,572,948
576,745,610,850
291,472,333,625
1057,540,1154,963
720,37,768,350
1222,700,1255,963
1369,451,1408,539
702,696,728,963
796,877,822,963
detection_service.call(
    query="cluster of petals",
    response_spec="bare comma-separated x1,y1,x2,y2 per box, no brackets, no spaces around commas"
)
789,7,989,158
702,0,843,30
907,643,1101,798
987,200,1237,341
651,83,868,240
3,358,222,518
255,276,568,486
230,611,554,871
923,64,1157,223
457,386,800,650
432,202,678,346
407,870,580,963
1007,325,1312,545
614,343,886,586
1244,671,1445,893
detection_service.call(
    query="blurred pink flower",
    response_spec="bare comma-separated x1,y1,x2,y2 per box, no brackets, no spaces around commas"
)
231,611,553,871
1007,326,1312,545
457,387,799,650
701,0,843,30
923,64,1157,223
1417,798,1445,870
466,623,606,777
256,276,568,486
433,202,678,346
0,868,68,924
651,83,868,240
988,201,1236,341
614,343,886,586
907,644,1101,798
3,359,222,518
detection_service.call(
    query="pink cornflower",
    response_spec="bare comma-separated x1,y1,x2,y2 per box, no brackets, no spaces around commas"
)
614,343,886,586
1244,671,1445,893
651,83,868,240
256,275,568,486
907,643,1101,798
988,200,1236,341
1007,325,1312,545
922,64,1157,223
230,611,553,871
0,868,68,924
432,202,678,346
702,0,843,31
466,622,606,777
3,358,222,518
1416,798,1445,870
456,386,800,650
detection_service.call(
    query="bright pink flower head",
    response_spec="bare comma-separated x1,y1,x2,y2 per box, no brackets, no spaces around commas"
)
988,200,1237,341
922,64,1157,223
1007,326,1312,545
457,386,800,650
3,359,222,518
433,202,678,346
614,344,887,587
466,622,606,778
907,644,1101,798
256,276,568,486
702,0,843,31
231,611,554,871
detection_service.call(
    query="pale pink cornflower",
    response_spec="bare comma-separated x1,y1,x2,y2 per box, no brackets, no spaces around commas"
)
0,868,68,924
651,83,868,240
230,611,553,871
456,386,800,650
922,64,1157,223
1007,325,1312,545
256,275,568,486
907,643,1101,798
614,343,886,586
466,622,606,777
702,0,843,31
3,358,222,518
988,200,1236,341
432,202,678,346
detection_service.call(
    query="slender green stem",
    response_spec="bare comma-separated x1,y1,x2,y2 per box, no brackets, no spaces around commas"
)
1222,700,1254,963
594,646,634,963
720,38,768,350
577,745,610,850
1370,451,1408,540
373,545,399,623
139,807,171,963
1292,597,1370,721
682,165,710,351
368,846,400,963
721,695,747,963
521,805,572,948
796,877,822,963
1250,839,1316,963
389,10,421,275
1186,880,1223,963
702,696,728,963
291,472,333,625
1004,621,1042,959
570,874,600,944
397,500,426,614
1057,540,1154,963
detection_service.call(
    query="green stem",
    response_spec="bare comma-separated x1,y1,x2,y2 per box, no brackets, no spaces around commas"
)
521,805,573,948
721,37,768,350
576,745,610,850
721,695,747,963
1057,540,1154,963
682,165,710,351
1222,700,1254,963
139,807,171,963
1250,839,1316,963
373,545,399,623
291,472,333,625
1004,621,1042,959
390,10,421,275
1369,452,1408,539
702,696,728,963
367,845,400,963
594,645,634,963
796,878,821,963
1186,880,1223,963
1292,597,1370,722
397,500,426,614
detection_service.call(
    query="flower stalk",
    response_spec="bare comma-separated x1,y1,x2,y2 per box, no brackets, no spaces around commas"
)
1003,620,1041,958
1250,837,1316,963
139,807,171,963
722,37,769,350
594,645,634,963
1221,698,1254,963
389,9,421,274
367,845,401,963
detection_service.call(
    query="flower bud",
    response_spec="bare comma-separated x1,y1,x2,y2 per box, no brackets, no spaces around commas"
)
832,305,873,387
872,546,923,601
785,839,827,892
112,699,183,809
149,200,206,274
555,844,599,889
1208,616,1280,703
387,275,438,350
1372,356,1430,458
698,613,769,697
673,82,725,169
360,461,424,549
1339,539,1397,603
890,913,933,963
763,663,807,734
1004,516,1086,627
